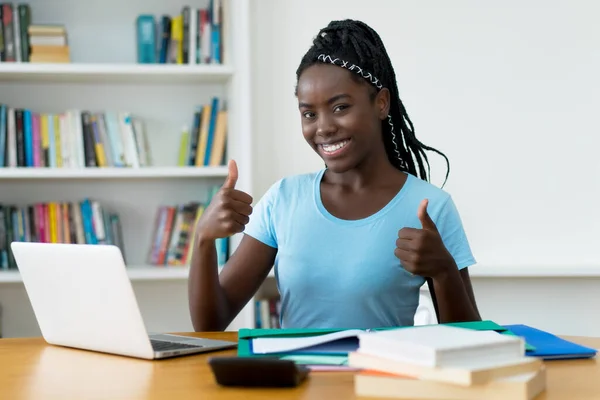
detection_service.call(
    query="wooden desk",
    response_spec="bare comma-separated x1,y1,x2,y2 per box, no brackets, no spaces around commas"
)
0,332,598,400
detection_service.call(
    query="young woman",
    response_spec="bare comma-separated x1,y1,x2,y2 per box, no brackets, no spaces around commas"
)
188,19,481,331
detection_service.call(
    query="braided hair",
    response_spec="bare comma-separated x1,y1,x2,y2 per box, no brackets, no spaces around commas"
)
296,19,450,185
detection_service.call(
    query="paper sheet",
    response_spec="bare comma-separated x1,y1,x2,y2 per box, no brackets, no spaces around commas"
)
251,329,364,354
280,354,348,365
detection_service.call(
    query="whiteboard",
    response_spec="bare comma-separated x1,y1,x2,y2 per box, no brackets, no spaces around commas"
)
252,0,600,268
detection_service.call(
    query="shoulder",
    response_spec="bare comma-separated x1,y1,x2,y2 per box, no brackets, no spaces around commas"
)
399,173,466,229
403,173,475,268
259,169,322,205
403,173,452,207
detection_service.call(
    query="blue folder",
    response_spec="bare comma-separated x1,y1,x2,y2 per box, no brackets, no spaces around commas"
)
503,324,597,360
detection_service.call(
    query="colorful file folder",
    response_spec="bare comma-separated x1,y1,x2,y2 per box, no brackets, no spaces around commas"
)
237,320,530,358
503,324,597,360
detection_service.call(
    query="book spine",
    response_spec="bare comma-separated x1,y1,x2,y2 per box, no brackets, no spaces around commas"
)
136,15,156,63
2,4,15,62
181,6,190,63
18,4,30,62
23,110,33,167
11,6,20,62
0,104,6,167
15,109,24,167
0,6,5,61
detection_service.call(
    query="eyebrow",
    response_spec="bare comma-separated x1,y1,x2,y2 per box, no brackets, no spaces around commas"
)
298,93,352,108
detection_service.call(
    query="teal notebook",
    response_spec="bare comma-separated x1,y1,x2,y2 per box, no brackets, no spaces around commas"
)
237,320,535,363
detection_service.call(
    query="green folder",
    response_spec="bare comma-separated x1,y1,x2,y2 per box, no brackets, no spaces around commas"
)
237,320,534,358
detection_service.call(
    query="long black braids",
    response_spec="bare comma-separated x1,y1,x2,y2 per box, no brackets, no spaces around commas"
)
296,19,450,186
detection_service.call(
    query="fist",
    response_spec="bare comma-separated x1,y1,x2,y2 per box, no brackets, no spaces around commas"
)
394,199,453,278
195,159,253,241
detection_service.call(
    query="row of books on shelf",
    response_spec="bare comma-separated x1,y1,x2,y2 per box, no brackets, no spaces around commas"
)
137,1,223,65
0,97,227,169
254,297,281,329
0,195,230,271
0,3,70,63
0,199,125,270
0,104,151,169
146,185,228,267
178,96,227,167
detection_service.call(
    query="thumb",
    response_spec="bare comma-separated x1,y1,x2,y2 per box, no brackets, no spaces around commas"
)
418,199,437,231
223,159,238,189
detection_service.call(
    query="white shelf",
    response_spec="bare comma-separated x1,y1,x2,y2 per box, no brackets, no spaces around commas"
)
0,63,234,84
0,266,276,283
468,264,600,278
0,166,228,179
0,270,20,283
0,265,187,283
127,265,190,280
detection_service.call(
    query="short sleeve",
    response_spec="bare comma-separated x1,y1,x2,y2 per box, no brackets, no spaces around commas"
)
243,180,281,249
434,196,476,270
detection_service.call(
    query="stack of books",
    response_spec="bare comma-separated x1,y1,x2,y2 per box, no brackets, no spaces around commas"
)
348,325,546,400
28,24,69,63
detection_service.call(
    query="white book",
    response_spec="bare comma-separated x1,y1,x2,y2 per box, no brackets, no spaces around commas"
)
348,351,542,387
7,108,16,167
12,8,21,62
355,366,546,400
357,325,525,369
59,114,70,168
117,112,140,168
188,8,197,65
68,110,85,168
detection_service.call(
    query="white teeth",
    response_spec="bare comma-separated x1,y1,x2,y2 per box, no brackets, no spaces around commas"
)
322,140,349,153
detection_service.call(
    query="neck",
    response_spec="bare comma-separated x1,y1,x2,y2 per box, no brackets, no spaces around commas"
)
323,151,403,191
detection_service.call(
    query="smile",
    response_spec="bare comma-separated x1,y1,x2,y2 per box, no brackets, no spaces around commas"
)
320,139,350,156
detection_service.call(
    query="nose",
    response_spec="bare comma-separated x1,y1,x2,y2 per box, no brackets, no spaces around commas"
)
316,113,337,137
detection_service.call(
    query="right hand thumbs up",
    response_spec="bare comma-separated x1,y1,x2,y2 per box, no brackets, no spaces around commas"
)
223,159,238,189
194,159,254,242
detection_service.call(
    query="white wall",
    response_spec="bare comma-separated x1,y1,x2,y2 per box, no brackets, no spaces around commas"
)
251,0,600,266
250,0,600,336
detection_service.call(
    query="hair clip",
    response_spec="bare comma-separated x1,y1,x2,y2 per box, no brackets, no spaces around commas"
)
317,54,382,89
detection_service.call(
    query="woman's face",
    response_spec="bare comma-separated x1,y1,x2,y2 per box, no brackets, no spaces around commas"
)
296,63,389,173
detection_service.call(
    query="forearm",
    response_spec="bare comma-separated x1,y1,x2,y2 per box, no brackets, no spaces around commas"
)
188,238,232,331
432,264,481,323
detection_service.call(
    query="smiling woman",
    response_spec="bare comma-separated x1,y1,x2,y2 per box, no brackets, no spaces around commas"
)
187,19,482,332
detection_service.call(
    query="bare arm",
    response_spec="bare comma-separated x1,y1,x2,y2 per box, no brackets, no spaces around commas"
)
188,233,277,331
187,159,278,331
430,266,481,324
396,199,481,324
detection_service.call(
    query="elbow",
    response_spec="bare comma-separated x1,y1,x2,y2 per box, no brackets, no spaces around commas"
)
190,313,227,332
189,302,230,332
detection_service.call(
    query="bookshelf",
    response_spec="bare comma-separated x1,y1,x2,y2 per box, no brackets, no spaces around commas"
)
0,0,256,336
0,63,235,84
0,166,228,179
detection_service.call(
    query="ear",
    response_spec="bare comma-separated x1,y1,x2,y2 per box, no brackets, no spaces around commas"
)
375,88,390,120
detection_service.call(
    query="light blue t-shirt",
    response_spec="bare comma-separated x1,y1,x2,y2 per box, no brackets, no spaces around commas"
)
244,169,476,329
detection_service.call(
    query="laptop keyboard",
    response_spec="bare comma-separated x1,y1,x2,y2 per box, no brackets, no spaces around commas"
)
151,339,204,351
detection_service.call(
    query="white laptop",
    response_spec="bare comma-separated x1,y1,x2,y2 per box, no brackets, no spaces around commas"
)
10,242,237,360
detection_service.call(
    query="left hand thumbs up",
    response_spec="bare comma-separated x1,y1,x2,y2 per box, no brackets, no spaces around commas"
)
394,198,452,278
418,199,438,232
